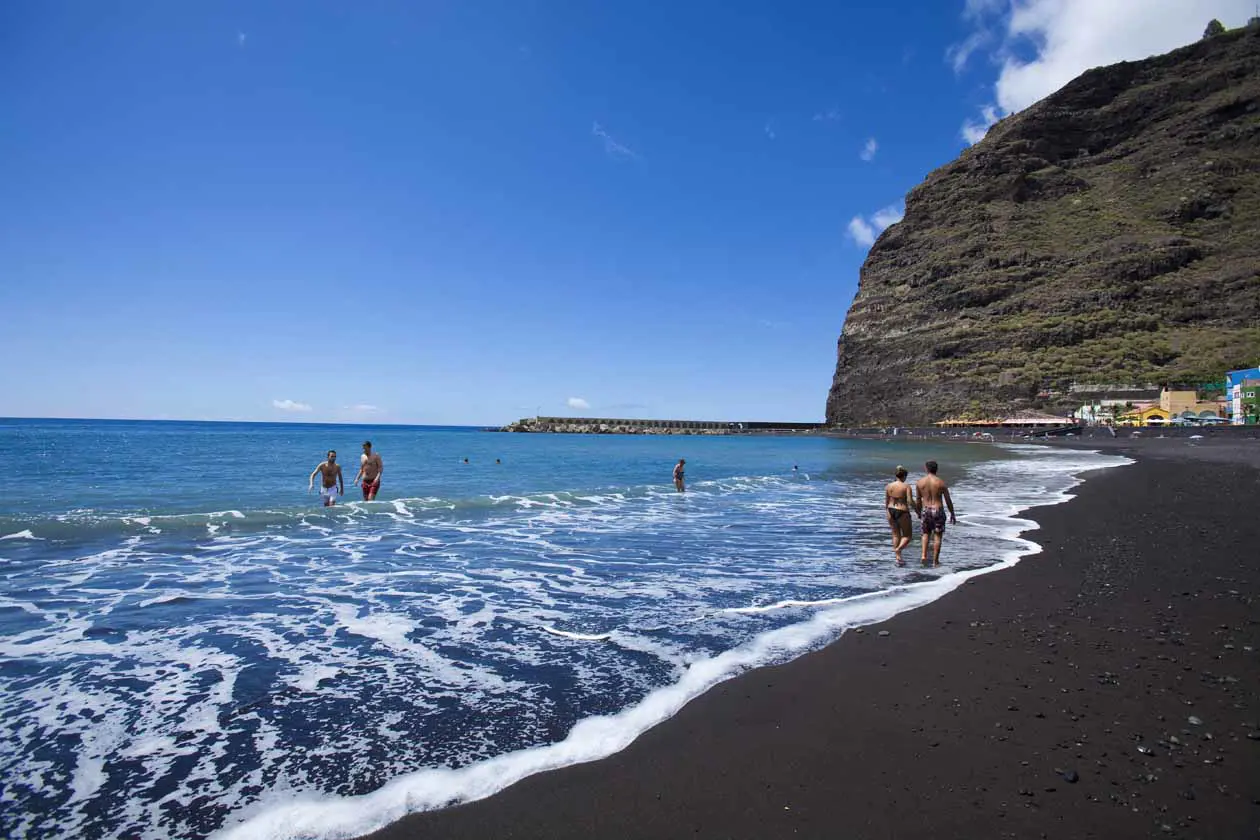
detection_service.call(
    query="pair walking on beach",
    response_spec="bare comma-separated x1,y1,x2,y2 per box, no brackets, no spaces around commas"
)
885,460,956,567
308,441,384,506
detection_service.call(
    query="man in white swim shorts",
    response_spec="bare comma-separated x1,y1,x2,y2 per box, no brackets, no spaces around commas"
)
308,450,344,506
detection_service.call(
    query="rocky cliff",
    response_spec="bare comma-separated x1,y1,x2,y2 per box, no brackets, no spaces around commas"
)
826,27,1260,426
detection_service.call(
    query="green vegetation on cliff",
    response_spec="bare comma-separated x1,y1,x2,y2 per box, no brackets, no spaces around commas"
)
827,28,1260,426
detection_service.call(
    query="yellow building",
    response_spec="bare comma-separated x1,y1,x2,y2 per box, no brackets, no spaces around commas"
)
1117,405,1170,426
1160,389,1197,415
1159,388,1223,419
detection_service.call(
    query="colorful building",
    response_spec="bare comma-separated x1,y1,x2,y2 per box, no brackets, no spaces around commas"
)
1240,378,1260,425
1116,405,1170,426
1226,367,1260,424
1159,388,1224,422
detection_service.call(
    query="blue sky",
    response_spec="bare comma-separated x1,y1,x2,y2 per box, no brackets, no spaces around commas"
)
2,0,1252,425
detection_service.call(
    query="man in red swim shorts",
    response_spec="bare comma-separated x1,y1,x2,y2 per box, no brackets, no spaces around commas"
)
355,440,384,501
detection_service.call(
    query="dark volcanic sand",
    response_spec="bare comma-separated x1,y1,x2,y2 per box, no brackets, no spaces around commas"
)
365,449,1260,840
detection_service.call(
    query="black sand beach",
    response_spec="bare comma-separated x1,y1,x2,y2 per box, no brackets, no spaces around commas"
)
366,442,1260,840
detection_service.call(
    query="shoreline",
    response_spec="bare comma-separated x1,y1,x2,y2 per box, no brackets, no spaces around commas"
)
218,444,1114,840
351,441,1260,840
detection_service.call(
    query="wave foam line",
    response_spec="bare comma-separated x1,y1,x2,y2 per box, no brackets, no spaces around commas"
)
721,584,926,615
211,564,1018,840
540,626,613,642
1,529,43,540
212,450,1133,840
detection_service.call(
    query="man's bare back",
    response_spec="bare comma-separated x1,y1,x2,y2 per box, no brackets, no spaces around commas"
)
915,460,957,567
916,474,950,510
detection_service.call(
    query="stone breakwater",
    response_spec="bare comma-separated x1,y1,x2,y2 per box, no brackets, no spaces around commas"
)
499,418,731,435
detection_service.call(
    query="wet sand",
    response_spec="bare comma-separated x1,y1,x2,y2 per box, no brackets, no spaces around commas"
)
365,443,1260,840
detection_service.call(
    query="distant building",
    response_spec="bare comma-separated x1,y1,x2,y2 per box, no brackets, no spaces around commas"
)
1071,399,1127,424
1159,388,1224,420
1116,405,1170,426
1226,367,1260,424
1241,379,1260,425
936,410,1071,428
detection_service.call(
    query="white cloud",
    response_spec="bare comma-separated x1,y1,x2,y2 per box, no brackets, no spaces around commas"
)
764,121,776,140
871,205,905,229
847,217,876,247
344,404,380,413
272,399,312,412
954,0,1254,129
847,204,905,248
237,31,246,48
963,0,1005,20
859,137,878,161
812,108,841,122
961,104,1000,145
946,28,991,73
567,397,590,410
592,122,639,160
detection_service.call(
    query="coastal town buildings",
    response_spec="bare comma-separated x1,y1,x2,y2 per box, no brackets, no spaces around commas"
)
1227,367,1260,424
1073,386,1229,427
1116,405,1171,426
1159,389,1224,418
1240,378,1260,424
935,410,1071,428
1071,400,1133,424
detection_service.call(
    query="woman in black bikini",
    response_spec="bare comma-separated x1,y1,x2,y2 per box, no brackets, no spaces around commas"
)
884,466,915,566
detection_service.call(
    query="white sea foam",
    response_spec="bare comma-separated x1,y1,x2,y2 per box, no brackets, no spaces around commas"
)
214,543,1046,840
1,529,42,540
291,664,342,693
540,625,612,642
2,440,1130,840
210,447,1132,840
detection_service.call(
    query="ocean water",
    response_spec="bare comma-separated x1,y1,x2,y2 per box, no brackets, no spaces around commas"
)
0,419,1131,839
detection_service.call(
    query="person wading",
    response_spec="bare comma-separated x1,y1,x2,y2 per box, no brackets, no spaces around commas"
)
354,441,384,501
309,450,344,507
884,465,915,566
673,458,686,493
915,460,957,567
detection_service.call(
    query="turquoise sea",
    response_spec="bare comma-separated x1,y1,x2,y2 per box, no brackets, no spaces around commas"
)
0,418,1130,839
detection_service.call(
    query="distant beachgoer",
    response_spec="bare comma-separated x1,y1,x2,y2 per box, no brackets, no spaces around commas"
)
496,458,501,465
884,465,915,566
354,441,384,501
673,458,686,492
309,450,344,507
915,460,957,567
463,458,469,464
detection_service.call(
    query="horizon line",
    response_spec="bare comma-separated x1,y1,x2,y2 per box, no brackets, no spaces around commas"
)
0,415,495,429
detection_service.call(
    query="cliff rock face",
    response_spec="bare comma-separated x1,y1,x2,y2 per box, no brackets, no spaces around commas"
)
827,28,1260,426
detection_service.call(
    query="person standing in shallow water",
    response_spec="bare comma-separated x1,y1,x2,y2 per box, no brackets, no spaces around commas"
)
673,458,686,492
915,460,957,567
884,465,915,566
354,441,383,501
308,450,344,507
